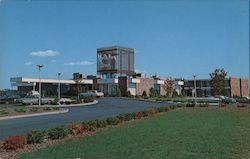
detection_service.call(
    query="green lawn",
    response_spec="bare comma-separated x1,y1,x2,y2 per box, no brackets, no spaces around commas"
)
19,108,250,159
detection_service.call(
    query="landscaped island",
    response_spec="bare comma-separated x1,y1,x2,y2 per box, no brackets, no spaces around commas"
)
0,107,64,118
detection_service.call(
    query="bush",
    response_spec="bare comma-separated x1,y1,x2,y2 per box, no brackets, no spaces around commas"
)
157,107,165,113
2,135,26,150
199,103,209,107
149,88,158,97
86,120,98,131
116,113,126,121
66,123,84,135
14,107,26,113
220,103,227,107
0,110,9,115
164,106,171,112
29,107,39,112
148,108,157,116
169,105,177,109
27,130,45,144
43,107,52,111
142,91,147,97
237,103,248,108
47,126,68,140
142,110,149,117
82,97,94,103
135,112,143,119
96,119,108,128
186,103,195,107
106,117,120,125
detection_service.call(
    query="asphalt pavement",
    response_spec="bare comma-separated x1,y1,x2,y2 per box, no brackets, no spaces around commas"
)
0,98,169,140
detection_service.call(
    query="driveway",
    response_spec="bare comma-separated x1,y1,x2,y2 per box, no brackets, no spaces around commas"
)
0,98,169,140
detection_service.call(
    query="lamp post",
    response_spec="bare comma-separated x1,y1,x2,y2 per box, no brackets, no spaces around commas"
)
193,75,197,105
58,72,61,102
37,65,44,106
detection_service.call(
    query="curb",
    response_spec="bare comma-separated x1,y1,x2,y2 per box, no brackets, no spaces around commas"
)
26,100,98,108
0,109,69,121
112,97,164,103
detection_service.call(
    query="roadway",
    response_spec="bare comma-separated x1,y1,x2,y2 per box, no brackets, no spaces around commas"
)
0,98,169,140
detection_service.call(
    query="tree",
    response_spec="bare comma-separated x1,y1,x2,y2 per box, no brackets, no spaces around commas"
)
209,68,228,96
115,86,121,97
74,73,83,100
149,88,158,97
142,91,147,97
163,78,175,97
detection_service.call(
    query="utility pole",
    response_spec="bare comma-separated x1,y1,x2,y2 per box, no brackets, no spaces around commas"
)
58,72,61,102
37,65,44,106
193,75,197,105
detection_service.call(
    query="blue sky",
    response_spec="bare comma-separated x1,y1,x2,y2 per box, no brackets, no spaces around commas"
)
0,0,249,89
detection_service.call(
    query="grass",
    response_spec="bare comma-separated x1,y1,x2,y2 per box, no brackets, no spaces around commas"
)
19,108,250,159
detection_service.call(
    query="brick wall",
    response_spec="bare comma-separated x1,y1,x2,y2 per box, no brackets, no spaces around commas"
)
240,79,249,97
230,77,241,97
160,84,166,96
136,78,154,96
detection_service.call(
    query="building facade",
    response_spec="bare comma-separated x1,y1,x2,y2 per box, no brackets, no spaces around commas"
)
183,77,249,98
10,75,93,97
97,46,135,96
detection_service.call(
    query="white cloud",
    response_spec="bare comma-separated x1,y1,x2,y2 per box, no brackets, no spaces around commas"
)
64,61,94,66
30,50,60,57
24,61,32,65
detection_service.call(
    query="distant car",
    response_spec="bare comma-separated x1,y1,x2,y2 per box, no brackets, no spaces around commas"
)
80,90,104,98
220,96,236,104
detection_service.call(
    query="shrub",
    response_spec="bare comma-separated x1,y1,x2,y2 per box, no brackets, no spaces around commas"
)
169,105,177,109
125,112,135,121
149,88,158,97
164,106,171,112
237,103,248,108
142,110,149,117
65,101,72,105
82,97,94,103
96,119,108,128
29,107,39,112
66,123,84,135
106,117,120,125
0,110,9,115
116,113,126,121
27,130,45,144
43,107,52,111
148,108,157,116
157,107,165,113
220,103,227,107
47,126,68,140
199,103,209,107
86,120,98,131
142,91,147,97
186,103,195,107
135,112,143,119
2,135,26,150
14,107,26,113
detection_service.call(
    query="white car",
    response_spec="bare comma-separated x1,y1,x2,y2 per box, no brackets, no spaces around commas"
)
80,90,104,98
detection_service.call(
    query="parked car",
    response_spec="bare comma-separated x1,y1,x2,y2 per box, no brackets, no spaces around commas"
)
80,90,104,98
17,91,54,105
220,96,236,104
